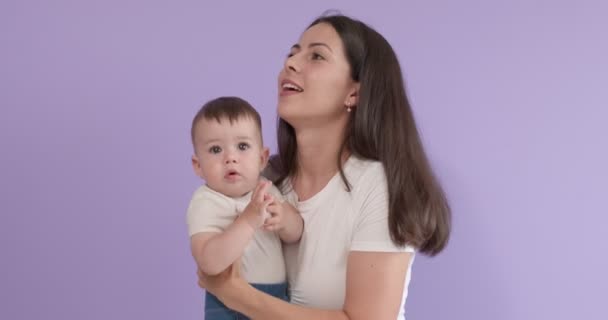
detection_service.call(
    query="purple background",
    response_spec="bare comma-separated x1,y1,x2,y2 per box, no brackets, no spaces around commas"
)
1,1,606,319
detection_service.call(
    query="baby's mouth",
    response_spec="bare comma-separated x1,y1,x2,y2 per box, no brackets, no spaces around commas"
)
225,170,240,179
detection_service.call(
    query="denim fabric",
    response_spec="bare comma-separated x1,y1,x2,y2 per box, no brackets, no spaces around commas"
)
204,282,289,320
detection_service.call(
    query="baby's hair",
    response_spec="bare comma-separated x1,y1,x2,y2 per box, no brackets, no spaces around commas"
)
191,96,263,145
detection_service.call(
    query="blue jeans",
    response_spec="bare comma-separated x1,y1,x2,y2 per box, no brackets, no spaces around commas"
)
204,282,289,320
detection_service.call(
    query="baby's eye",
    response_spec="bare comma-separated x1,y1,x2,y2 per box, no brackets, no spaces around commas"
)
238,143,250,151
209,146,222,154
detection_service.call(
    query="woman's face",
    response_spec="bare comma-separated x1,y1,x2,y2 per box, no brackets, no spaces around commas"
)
277,22,358,128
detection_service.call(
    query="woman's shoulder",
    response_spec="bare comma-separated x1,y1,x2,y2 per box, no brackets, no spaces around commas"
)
345,156,386,183
341,157,387,199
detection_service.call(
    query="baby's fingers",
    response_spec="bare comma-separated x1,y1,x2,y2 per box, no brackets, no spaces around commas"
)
252,180,271,202
264,216,281,228
264,223,278,231
266,203,280,213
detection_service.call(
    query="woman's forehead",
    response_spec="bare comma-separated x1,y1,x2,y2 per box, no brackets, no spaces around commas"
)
297,23,342,50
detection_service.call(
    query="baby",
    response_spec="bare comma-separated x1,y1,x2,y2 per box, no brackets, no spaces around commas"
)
186,96,303,319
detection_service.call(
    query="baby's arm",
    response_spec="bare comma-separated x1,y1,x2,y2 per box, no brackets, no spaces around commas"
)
191,217,255,275
191,181,274,275
265,201,304,244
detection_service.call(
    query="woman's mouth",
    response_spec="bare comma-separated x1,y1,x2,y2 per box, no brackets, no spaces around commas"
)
280,80,303,96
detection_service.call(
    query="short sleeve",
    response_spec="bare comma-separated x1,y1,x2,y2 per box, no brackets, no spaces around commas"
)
350,163,415,253
186,187,237,237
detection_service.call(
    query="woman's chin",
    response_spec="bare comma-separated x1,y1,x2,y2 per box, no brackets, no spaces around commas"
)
277,103,297,120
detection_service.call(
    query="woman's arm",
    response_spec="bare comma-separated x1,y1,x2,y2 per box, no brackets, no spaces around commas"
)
343,252,411,319
224,282,350,320
203,251,412,320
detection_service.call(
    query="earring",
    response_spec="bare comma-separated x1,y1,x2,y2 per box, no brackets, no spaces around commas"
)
346,102,352,112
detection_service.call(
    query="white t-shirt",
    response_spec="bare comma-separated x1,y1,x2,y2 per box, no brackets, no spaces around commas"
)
282,157,415,320
186,184,286,284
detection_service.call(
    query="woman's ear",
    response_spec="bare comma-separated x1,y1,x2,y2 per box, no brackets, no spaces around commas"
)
345,82,360,107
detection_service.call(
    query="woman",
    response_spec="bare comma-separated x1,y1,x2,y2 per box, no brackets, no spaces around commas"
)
198,14,451,320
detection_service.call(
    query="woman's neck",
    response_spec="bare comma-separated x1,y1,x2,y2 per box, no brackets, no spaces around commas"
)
292,125,350,200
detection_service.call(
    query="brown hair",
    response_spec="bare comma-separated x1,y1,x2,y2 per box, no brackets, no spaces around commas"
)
191,96,263,146
270,14,451,255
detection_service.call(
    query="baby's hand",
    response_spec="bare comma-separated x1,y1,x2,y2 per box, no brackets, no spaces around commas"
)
264,200,298,232
239,180,273,229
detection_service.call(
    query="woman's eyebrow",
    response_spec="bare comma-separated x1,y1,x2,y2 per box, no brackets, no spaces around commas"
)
291,42,333,52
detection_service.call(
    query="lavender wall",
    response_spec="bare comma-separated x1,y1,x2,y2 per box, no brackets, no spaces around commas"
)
1,1,606,319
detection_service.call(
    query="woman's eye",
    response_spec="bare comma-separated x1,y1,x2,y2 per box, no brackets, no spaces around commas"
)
311,52,324,60
209,146,222,154
238,143,250,151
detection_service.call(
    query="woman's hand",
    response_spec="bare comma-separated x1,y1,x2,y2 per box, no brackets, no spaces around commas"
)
197,259,247,309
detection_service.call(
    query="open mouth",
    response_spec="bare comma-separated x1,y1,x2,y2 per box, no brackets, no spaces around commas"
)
225,170,240,179
281,80,303,93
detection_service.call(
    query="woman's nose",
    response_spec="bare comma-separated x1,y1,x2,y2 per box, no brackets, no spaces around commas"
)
284,54,301,73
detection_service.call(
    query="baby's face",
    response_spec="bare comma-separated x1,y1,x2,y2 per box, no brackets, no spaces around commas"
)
192,117,268,198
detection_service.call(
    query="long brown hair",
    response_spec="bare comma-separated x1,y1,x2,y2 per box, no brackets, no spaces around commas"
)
271,14,451,256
